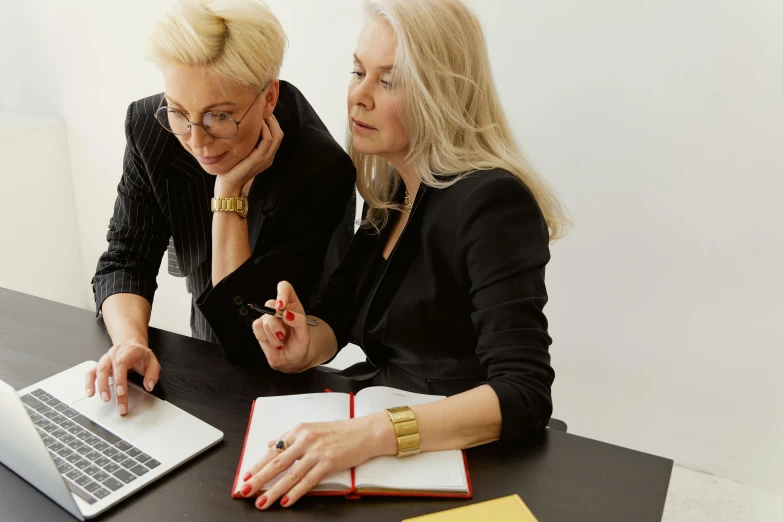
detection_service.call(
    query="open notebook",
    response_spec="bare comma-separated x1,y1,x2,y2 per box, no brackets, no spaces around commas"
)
232,386,472,499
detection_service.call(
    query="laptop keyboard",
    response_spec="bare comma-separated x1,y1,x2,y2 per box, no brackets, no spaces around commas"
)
20,388,162,505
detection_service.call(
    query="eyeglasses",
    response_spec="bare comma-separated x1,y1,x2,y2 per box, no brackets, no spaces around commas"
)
155,85,267,140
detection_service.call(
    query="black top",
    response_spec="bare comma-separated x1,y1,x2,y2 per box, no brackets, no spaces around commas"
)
312,169,555,442
92,81,356,354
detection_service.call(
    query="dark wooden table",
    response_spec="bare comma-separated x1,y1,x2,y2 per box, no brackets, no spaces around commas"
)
0,288,673,521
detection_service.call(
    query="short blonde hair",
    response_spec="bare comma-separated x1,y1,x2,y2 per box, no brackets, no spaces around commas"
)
146,0,287,91
350,0,570,240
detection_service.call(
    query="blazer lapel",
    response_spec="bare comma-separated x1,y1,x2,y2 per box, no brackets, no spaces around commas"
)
362,185,432,335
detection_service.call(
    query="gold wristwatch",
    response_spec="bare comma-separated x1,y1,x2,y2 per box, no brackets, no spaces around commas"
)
385,406,421,457
210,192,248,218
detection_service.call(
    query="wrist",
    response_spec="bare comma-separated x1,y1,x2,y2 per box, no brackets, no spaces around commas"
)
368,412,399,457
213,179,243,198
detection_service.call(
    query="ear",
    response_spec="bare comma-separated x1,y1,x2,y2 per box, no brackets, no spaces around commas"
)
261,80,280,119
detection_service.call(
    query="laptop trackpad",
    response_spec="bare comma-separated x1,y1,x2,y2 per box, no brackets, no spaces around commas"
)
72,384,181,439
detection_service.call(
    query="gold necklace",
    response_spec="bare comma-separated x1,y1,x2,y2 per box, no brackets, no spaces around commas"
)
404,189,413,213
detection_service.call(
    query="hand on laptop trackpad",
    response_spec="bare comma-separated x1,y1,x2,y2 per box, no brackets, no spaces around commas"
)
73,384,181,439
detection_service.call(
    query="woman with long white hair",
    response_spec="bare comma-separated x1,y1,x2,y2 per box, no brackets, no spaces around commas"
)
243,0,570,509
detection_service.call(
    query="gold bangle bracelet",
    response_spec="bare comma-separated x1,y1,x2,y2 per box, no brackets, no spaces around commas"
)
385,406,421,457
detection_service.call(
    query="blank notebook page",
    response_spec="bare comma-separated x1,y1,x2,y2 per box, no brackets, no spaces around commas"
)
353,387,469,492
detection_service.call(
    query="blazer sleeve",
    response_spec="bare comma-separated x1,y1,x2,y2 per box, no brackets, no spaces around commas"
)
195,155,356,356
457,173,555,442
92,103,170,314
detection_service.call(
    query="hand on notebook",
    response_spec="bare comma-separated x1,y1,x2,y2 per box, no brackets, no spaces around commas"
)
238,413,396,509
84,340,161,416
251,281,312,373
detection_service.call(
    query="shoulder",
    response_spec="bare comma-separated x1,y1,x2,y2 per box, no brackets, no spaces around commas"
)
128,93,165,117
123,93,167,139
437,168,540,212
278,81,354,179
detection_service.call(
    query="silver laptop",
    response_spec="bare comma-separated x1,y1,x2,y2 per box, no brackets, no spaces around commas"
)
0,361,223,520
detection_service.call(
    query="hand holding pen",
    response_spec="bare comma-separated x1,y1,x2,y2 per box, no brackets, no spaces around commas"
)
250,281,317,373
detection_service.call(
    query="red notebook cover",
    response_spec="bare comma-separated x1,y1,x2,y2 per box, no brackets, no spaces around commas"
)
231,392,473,500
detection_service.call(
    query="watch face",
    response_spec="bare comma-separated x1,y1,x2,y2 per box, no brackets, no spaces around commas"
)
240,193,249,217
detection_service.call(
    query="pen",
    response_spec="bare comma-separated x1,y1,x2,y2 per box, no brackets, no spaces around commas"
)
247,303,319,327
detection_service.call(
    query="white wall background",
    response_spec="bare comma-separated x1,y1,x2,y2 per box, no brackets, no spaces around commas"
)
1,0,781,494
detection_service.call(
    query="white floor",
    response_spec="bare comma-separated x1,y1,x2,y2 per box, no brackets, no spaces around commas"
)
325,345,783,522
663,465,783,522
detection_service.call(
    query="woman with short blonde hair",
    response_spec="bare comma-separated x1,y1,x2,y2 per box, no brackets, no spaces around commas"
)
87,0,356,416
243,0,569,509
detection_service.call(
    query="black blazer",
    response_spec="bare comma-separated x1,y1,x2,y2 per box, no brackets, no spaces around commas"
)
313,169,554,442
93,81,356,355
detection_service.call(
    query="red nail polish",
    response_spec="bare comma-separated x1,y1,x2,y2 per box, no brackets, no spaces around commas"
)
276,345,284,350
275,331,285,340
285,311,295,321
243,472,252,481
277,300,284,309
281,496,289,507
256,496,267,508
241,484,252,496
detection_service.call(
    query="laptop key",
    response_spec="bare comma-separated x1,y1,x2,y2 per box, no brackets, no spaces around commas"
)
75,474,92,487
126,447,141,458
94,456,111,468
57,447,74,458
110,453,127,463
84,465,102,477
94,470,110,482
51,414,67,425
83,480,102,494
57,460,72,474
46,396,63,406
112,469,136,484
84,435,101,446
85,450,101,461
145,459,161,469
51,429,67,439
101,476,123,491
93,487,111,500
61,419,76,429
63,407,80,418
103,462,121,474
66,425,83,435
39,392,54,402
21,394,44,409
103,447,120,458
76,445,92,456
75,430,91,441
41,422,57,433
135,453,152,464
31,389,47,399
33,417,48,427
49,442,65,453
65,438,82,450
42,436,55,447
93,440,109,452
65,469,82,481
65,453,82,464
120,458,136,470
130,465,149,476
115,441,132,452
54,403,70,412
74,459,90,470
72,415,120,444
34,402,51,413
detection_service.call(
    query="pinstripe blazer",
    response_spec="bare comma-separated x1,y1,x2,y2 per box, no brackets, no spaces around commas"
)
93,81,356,356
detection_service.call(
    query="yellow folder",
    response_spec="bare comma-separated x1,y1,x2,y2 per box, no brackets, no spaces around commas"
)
402,494,538,521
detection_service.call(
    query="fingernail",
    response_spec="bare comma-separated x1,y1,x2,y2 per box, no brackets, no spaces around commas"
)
285,311,294,321
281,496,289,507
147,381,155,391
275,331,285,340
118,404,127,415
256,496,267,509
101,392,109,402
116,385,125,396
243,472,252,481
276,345,283,351
85,388,91,396
241,484,252,496
268,440,275,447
277,300,284,309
